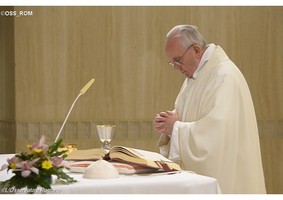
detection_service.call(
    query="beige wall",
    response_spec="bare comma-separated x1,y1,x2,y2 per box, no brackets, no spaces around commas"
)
1,6,283,193
0,6,16,153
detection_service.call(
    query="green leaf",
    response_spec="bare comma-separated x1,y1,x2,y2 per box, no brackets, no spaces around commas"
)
48,138,63,154
36,176,52,190
0,138,77,194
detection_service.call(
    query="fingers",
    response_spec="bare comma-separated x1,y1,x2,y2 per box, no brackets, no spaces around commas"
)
154,111,178,135
166,111,175,116
166,111,179,120
154,116,166,123
154,123,165,134
154,115,165,134
154,121,163,128
159,112,169,118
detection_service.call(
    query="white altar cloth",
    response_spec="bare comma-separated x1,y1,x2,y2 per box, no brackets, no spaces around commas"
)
0,154,221,194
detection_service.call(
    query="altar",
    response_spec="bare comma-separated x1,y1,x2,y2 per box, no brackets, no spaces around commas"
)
0,154,221,194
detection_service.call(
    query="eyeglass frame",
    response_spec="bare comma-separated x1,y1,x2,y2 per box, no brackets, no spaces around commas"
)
168,43,195,68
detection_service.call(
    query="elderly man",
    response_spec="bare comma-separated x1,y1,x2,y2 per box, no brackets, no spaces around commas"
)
154,25,266,194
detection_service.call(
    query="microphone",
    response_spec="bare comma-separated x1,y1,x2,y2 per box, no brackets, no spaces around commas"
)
54,78,95,142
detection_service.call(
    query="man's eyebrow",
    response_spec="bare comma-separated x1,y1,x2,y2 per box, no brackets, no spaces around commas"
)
173,56,181,61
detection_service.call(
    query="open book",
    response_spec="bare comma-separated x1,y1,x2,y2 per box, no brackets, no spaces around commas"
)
65,146,181,173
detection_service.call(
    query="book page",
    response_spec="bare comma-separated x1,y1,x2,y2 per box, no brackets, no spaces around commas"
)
109,146,181,171
110,146,173,162
65,146,181,171
66,148,107,161
129,148,174,163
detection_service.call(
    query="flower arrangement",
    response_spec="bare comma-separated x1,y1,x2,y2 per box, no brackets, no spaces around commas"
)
0,136,77,193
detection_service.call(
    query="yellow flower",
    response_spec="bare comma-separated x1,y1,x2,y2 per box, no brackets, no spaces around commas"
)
10,163,16,169
27,144,32,148
42,160,53,170
34,148,43,153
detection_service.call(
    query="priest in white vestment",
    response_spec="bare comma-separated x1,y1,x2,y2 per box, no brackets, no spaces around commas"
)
154,25,266,194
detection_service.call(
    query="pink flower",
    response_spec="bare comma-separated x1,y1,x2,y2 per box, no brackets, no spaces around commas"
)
8,156,23,165
31,135,49,152
16,158,40,177
51,157,63,168
0,156,23,170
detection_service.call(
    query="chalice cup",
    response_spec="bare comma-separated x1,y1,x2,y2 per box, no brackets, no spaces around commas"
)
96,125,116,150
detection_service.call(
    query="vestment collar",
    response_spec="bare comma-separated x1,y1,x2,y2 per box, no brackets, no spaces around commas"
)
191,43,216,79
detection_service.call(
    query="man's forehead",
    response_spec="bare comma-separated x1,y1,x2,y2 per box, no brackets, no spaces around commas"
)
166,37,184,52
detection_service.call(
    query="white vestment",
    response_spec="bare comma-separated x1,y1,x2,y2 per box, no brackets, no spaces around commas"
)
159,45,266,194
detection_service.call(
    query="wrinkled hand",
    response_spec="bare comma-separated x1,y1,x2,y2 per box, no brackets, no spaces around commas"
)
153,111,179,136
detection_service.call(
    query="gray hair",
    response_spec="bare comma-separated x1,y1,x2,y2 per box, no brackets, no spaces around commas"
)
166,25,206,48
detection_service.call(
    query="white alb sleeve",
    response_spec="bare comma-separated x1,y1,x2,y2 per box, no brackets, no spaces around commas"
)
169,121,193,162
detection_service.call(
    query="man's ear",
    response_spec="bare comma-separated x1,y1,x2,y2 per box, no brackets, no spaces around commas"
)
192,44,202,59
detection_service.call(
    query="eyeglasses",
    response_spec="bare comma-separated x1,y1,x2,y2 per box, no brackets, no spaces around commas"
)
168,44,194,68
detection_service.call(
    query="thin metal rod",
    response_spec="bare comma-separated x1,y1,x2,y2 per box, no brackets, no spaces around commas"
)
54,93,82,142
